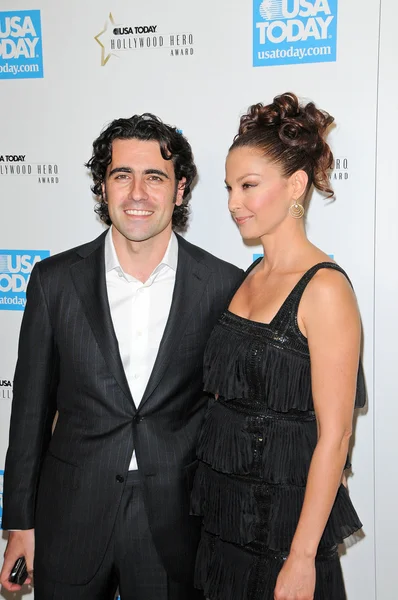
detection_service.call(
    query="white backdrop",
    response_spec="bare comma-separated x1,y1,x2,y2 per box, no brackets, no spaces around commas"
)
0,0,391,598
374,1,398,599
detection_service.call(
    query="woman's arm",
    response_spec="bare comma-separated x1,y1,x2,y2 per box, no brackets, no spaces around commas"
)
274,268,361,600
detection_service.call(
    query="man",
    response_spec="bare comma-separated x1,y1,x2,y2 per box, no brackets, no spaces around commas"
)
0,114,243,599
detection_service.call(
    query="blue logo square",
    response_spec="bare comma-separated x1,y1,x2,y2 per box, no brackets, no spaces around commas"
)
0,250,50,310
0,10,44,79
253,0,338,67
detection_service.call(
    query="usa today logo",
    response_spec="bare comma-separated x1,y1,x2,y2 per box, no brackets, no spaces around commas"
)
253,0,338,67
0,250,50,310
0,10,44,79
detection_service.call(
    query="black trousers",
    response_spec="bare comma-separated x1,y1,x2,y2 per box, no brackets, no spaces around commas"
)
34,471,203,600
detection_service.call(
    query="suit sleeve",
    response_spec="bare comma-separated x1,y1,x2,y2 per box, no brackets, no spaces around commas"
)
2,263,59,529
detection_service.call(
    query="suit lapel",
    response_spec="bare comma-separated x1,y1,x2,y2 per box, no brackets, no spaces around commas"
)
70,237,135,409
139,236,211,408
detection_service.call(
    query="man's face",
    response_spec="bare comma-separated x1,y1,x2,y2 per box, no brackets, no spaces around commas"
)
103,138,185,243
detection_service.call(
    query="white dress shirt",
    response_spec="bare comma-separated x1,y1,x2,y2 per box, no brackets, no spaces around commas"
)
105,227,178,470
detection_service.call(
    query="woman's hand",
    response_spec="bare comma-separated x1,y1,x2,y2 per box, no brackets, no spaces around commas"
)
274,554,316,600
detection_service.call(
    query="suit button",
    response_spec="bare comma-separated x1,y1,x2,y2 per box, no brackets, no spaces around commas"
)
134,415,145,424
116,475,125,483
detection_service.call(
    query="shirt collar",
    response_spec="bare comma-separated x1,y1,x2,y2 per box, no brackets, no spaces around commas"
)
104,226,178,278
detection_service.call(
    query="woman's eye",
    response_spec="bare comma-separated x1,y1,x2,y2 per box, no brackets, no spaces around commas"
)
242,183,256,189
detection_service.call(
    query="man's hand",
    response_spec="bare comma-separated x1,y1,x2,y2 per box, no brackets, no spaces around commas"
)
0,529,35,592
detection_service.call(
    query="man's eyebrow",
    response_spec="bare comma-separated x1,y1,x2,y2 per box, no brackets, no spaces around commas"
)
108,166,132,177
107,167,170,179
143,168,169,179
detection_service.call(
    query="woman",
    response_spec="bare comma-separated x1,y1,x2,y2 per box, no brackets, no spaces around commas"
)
191,92,365,600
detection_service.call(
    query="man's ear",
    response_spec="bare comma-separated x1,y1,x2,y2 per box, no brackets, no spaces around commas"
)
175,177,187,206
101,182,107,203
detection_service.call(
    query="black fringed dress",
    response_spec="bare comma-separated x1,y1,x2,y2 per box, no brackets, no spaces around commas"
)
191,261,365,600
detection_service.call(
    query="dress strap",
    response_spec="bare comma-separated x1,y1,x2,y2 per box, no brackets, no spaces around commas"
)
275,261,366,409
225,256,261,309
273,262,352,329
245,256,263,277
288,261,351,304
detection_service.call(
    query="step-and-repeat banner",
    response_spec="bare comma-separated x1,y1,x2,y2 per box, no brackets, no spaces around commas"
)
0,0,383,597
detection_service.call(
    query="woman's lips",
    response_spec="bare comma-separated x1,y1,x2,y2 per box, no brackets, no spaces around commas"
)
235,215,253,225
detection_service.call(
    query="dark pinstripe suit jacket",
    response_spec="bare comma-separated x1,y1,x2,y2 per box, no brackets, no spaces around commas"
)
2,231,243,586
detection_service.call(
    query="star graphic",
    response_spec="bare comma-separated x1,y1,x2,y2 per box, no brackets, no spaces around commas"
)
95,13,116,66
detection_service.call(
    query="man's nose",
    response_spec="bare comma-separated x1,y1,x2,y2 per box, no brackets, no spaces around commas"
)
129,177,149,201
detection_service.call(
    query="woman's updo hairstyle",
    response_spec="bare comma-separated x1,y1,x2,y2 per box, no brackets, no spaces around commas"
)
230,92,334,198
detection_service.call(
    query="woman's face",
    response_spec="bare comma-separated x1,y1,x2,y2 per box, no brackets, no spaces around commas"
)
226,146,296,240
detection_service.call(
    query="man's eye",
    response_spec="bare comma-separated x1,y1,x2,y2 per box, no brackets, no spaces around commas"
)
115,174,128,180
149,176,162,181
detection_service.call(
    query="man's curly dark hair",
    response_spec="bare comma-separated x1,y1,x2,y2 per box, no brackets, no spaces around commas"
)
85,113,197,230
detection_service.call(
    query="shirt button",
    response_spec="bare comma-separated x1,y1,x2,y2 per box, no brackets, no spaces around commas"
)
116,475,125,483
118,271,124,278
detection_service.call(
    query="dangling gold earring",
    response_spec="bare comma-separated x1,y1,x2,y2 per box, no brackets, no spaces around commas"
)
289,200,305,219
